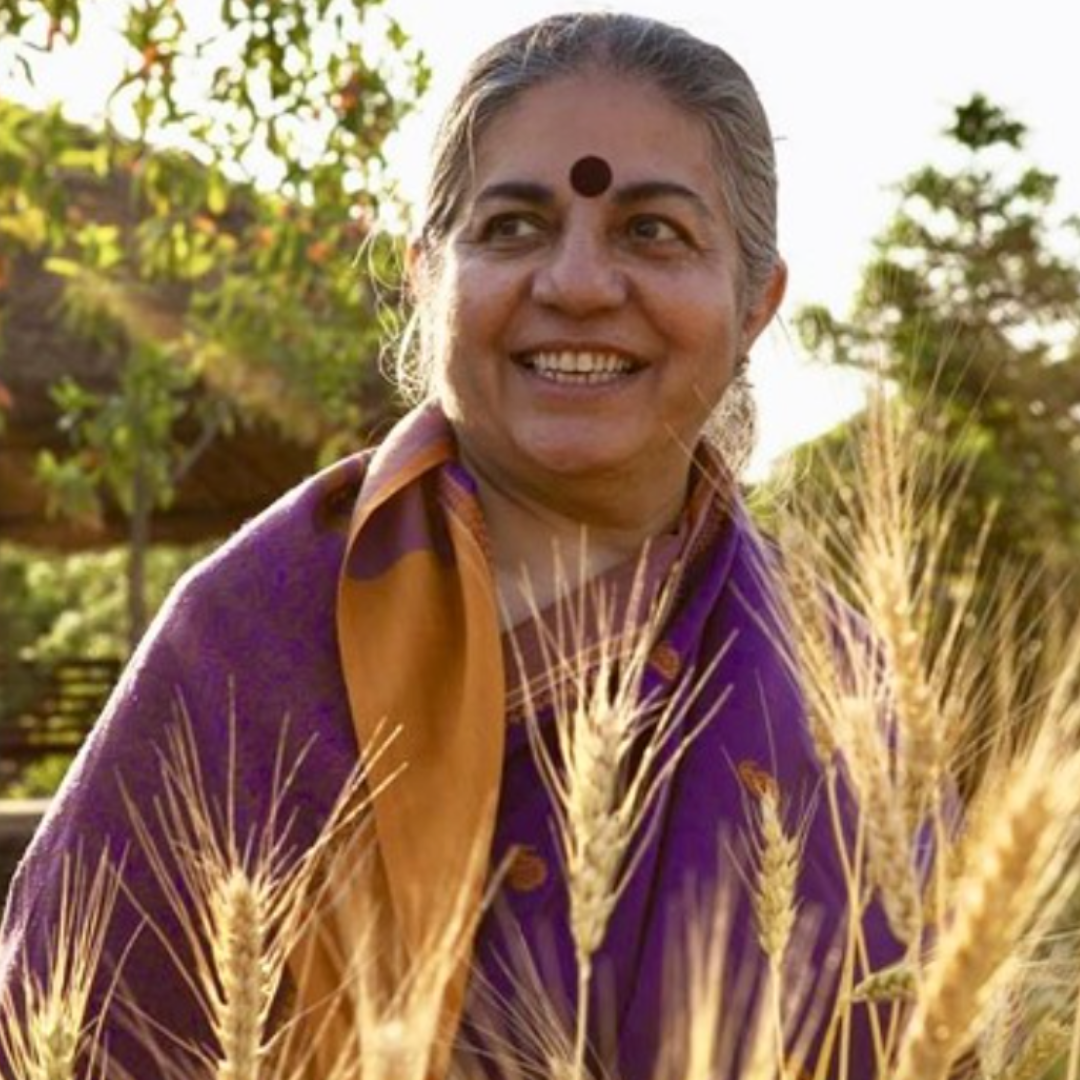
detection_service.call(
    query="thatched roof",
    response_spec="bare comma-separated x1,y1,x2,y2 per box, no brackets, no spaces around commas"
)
0,105,394,550
0,247,322,548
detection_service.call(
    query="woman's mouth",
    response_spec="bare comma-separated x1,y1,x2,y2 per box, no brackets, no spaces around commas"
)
516,350,641,386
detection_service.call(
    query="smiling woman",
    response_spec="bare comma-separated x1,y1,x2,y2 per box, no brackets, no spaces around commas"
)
0,12,902,1080
434,72,767,486
412,50,785,623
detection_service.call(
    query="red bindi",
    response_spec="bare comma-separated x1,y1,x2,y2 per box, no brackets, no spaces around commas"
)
569,155,613,198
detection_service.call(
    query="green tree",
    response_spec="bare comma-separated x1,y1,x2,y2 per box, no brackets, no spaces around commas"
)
0,0,427,644
797,95,1080,592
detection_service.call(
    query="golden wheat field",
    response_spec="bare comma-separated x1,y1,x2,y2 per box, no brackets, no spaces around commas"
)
2,390,1079,1080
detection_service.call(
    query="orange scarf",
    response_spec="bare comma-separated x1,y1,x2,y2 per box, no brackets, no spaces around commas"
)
290,402,505,1077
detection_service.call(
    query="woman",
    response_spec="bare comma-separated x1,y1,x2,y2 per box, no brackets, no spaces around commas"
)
0,13,901,1080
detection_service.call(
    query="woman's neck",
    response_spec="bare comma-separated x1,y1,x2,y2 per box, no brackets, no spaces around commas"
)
461,455,689,627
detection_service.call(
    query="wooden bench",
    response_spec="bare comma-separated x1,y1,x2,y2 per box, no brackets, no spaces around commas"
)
0,658,119,785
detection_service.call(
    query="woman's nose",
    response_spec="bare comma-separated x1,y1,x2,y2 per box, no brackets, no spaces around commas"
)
531,225,627,314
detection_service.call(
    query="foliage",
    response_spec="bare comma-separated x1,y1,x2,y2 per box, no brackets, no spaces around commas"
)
0,0,425,444
0,0,425,641
795,94,1080,591
35,342,203,527
2,754,74,799
0,541,209,796
0,542,208,664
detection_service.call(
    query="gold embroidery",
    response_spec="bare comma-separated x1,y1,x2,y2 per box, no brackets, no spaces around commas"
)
505,845,549,893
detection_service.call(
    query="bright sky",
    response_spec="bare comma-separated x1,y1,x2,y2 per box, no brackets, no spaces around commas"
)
5,0,1078,476
384,0,1080,475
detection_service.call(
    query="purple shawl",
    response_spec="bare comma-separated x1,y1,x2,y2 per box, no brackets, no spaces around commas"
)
0,431,901,1080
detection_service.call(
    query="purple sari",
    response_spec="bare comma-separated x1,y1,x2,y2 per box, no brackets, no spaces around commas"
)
0,415,901,1080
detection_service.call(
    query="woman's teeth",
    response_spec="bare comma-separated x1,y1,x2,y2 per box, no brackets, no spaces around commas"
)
524,351,636,384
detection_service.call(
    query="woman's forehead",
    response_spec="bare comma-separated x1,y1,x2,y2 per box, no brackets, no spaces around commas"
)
467,72,720,200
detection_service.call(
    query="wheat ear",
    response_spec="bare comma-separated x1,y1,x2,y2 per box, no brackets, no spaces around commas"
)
655,878,769,1080
748,785,802,1076
120,691,397,1080
837,693,922,947
751,788,801,971
319,821,493,1080
518,551,727,1075
849,960,917,1005
775,527,840,771
451,920,578,1080
0,849,122,1080
210,869,271,1080
1000,1016,1070,1080
894,741,1080,1080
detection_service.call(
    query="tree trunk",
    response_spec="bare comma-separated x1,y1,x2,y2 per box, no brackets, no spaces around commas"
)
127,447,149,654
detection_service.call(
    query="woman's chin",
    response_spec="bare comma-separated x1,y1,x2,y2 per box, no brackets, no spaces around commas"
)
512,433,644,481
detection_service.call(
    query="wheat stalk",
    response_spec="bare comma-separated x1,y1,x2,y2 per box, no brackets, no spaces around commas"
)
450,919,580,1080
835,691,922,948
779,392,997,932
317,822,493,1080
516,553,727,1075
751,788,801,971
119,691,399,1080
854,394,947,832
976,961,1025,1079
775,526,841,771
849,960,918,1005
893,737,1080,1080
0,850,122,1080
744,784,802,1078
210,869,272,1080
764,381,1080,1080
655,876,772,1080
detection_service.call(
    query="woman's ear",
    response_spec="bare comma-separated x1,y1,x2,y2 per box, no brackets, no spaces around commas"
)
741,258,788,352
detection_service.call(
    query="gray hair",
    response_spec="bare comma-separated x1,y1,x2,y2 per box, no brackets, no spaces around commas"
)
399,12,780,469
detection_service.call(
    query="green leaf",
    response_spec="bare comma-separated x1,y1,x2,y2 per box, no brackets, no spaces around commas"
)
43,255,82,277
207,170,229,216
57,146,109,174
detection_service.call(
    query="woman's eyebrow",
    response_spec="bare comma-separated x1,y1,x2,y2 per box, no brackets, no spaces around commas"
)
470,178,713,218
612,180,713,218
473,180,555,206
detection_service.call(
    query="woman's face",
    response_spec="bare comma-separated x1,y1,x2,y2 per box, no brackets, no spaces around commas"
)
422,71,784,511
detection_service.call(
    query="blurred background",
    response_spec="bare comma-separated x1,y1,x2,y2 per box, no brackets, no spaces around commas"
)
0,0,1077,819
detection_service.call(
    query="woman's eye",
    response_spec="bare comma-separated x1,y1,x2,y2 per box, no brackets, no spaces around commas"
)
626,215,689,245
479,214,544,243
